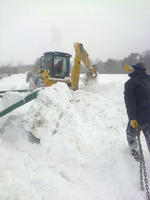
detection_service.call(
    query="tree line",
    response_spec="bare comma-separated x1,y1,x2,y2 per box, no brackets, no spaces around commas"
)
97,49,150,74
0,49,150,77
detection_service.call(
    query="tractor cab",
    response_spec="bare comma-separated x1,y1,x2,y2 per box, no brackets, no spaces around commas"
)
40,52,72,78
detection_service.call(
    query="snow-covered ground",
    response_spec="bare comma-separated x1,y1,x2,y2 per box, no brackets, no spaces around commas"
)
0,74,149,200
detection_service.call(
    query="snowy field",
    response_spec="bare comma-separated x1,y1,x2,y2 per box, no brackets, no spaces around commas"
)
0,73,150,200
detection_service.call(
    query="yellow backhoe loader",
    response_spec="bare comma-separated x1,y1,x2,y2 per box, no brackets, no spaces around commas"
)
26,42,98,91
0,43,98,119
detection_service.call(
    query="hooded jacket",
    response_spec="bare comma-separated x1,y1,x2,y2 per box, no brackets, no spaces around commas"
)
124,70,150,125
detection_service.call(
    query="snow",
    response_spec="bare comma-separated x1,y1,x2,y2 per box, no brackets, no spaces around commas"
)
0,74,150,200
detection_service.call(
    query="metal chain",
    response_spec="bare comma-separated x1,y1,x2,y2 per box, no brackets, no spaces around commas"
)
137,134,150,200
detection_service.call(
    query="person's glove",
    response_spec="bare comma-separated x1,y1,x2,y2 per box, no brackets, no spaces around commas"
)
124,64,133,72
130,120,138,128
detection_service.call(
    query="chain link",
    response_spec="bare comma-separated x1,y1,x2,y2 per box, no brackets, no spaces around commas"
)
137,134,150,200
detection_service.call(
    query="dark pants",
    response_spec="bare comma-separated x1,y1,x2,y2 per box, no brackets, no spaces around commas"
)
126,122,150,154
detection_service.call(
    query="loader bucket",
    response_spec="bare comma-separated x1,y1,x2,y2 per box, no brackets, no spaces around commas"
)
82,65,98,85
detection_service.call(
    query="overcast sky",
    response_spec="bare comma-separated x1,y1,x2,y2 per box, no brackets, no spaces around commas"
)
0,0,150,65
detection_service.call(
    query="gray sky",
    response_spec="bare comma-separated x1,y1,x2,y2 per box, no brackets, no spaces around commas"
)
0,0,150,65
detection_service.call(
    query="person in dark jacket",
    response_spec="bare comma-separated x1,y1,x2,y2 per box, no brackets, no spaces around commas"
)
124,61,150,161
54,60,62,74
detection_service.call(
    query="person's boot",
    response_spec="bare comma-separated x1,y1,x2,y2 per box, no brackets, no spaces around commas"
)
131,149,140,162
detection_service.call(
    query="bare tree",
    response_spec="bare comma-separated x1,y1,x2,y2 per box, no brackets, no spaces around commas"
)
0,61,14,76
34,58,41,67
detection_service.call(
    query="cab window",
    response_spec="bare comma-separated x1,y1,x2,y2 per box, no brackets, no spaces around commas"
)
54,56,69,77
46,55,52,69
40,56,45,68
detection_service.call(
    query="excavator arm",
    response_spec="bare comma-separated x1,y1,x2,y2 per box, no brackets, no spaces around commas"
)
71,43,98,90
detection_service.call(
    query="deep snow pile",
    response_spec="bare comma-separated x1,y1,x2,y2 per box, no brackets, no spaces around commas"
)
0,74,150,200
